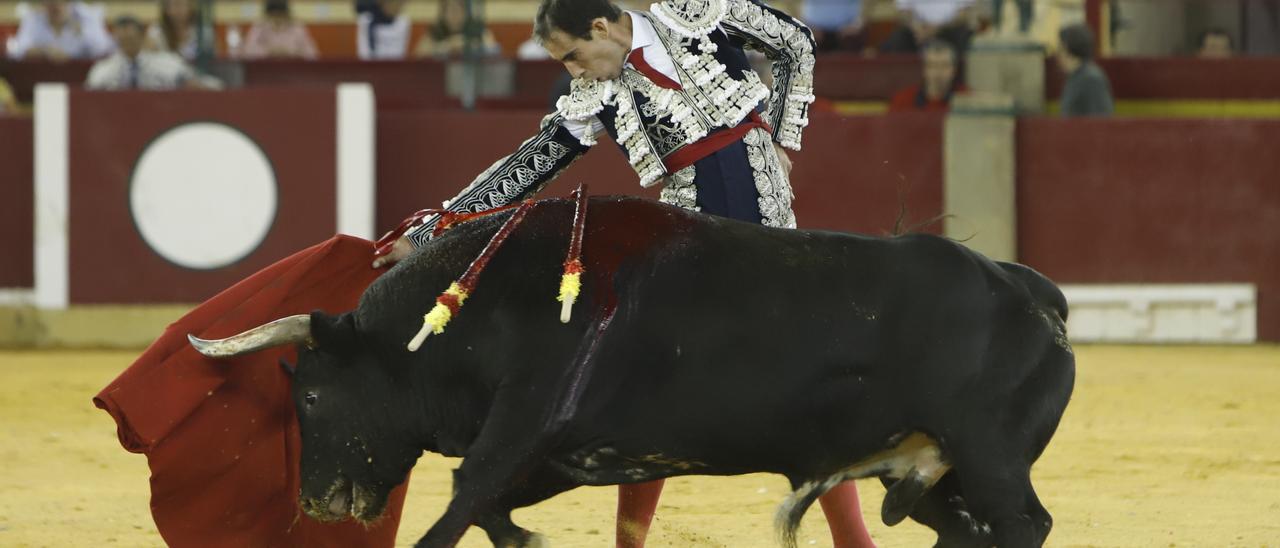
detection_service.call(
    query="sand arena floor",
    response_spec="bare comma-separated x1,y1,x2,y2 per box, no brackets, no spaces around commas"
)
1,345,1278,547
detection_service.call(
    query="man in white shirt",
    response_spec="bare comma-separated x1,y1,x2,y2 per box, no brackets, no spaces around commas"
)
356,0,411,60
881,0,976,53
803,0,865,51
7,0,114,61
85,16,221,91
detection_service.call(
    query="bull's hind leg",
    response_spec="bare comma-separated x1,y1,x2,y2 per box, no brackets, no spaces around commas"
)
944,441,1050,547
775,432,950,548
879,472,991,548
958,466,1046,547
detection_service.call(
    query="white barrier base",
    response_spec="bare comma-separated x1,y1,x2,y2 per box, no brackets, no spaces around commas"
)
1060,284,1256,344
0,288,34,307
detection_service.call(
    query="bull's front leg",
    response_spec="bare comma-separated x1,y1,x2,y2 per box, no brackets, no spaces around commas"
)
472,465,578,548
418,312,612,547
414,384,573,548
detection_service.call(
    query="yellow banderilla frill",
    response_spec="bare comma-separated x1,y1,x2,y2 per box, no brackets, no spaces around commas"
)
407,283,469,351
557,262,583,323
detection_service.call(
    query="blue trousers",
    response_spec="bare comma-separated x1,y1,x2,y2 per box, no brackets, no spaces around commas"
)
689,138,764,224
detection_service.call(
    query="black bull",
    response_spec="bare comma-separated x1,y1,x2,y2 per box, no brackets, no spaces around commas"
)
191,196,1075,548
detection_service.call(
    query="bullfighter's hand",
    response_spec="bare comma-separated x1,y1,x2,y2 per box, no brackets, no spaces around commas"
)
372,236,412,269
773,142,793,177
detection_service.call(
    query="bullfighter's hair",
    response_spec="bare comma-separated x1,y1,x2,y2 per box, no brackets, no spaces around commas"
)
534,0,623,42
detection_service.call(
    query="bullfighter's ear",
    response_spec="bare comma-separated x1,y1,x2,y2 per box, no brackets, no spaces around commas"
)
308,311,358,354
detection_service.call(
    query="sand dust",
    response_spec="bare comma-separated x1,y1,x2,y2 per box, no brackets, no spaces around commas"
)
1,345,1278,547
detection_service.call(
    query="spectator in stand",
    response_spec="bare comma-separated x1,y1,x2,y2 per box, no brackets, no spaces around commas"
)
802,0,865,52
1056,23,1113,117
1197,28,1234,58
516,36,551,60
356,0,411,60
86,15,221,90
6,0,114,61
147,0,199,61
415,0,501,59
991,0,1033,35
879,0,976,54
888,39,967,112
241,0,319,60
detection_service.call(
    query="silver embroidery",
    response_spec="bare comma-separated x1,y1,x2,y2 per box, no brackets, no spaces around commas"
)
612,84,668,187
659,165,700,211
722,0,816,150
743,127,796,228
557,79,614,122
623,69,710,158
545,2,812,194
644,12,771,130
405,117,582,246
649,0,728,39
556,80,615,147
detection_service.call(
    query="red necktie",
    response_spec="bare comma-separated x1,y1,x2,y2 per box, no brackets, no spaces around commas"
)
626,48,682,91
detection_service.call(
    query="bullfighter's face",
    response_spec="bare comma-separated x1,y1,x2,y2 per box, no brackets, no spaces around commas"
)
288,316,421,525
542,18,630,82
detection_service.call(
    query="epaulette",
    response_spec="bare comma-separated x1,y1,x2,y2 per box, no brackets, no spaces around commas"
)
555,78,615,121
649,0,729,40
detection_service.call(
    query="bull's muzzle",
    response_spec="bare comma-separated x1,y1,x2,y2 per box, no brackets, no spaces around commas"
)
300,475,384,524
187,314,313,358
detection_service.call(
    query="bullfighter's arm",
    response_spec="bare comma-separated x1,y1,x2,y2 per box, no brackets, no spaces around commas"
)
718,0,817,151
404,113,590,248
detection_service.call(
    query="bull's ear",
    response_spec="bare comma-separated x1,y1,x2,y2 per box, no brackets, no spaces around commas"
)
308,311,359,354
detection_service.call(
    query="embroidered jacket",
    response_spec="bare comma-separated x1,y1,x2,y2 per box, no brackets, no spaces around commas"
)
407,0,815,247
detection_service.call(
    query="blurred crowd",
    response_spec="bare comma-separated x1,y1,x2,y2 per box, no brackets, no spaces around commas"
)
2,0,512,64
0,0,1262,115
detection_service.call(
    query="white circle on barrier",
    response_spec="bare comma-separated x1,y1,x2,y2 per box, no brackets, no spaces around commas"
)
130,123,277,270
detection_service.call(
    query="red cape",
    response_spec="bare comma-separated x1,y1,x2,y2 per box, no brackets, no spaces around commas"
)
94,235,409,547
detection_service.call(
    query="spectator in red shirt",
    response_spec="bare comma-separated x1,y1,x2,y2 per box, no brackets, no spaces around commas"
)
888,39,966,112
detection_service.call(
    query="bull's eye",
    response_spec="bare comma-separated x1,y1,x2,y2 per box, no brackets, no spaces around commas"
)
304,392,318,406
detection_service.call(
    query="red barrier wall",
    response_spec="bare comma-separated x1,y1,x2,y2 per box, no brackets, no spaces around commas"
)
1017,117,1280,340
374,110,944,237
240,59,567,110
789,112,944,233
6,94,1277,341
375,109,647,230
1046,57,1280,100
814,54,922,101
68,89,338,304
0,116,33,289
8,55,1280,108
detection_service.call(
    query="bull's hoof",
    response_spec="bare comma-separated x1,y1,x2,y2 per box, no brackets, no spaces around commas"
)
495,531,549,548
882,472,930,526
524,532,550,548
492,530,549,548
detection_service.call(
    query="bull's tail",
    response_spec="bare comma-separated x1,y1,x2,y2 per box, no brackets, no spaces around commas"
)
775,476,842,548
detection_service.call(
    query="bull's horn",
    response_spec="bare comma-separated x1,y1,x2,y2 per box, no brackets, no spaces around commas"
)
188,314,313,359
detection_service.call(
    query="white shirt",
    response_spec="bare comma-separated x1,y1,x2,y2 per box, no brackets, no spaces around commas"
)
7,2,114,60
146,23,199,60
803,0,862,31
896,0,972,26
562,11,681,142
356,12,410,60
85,50,200,90
516,38,550,61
